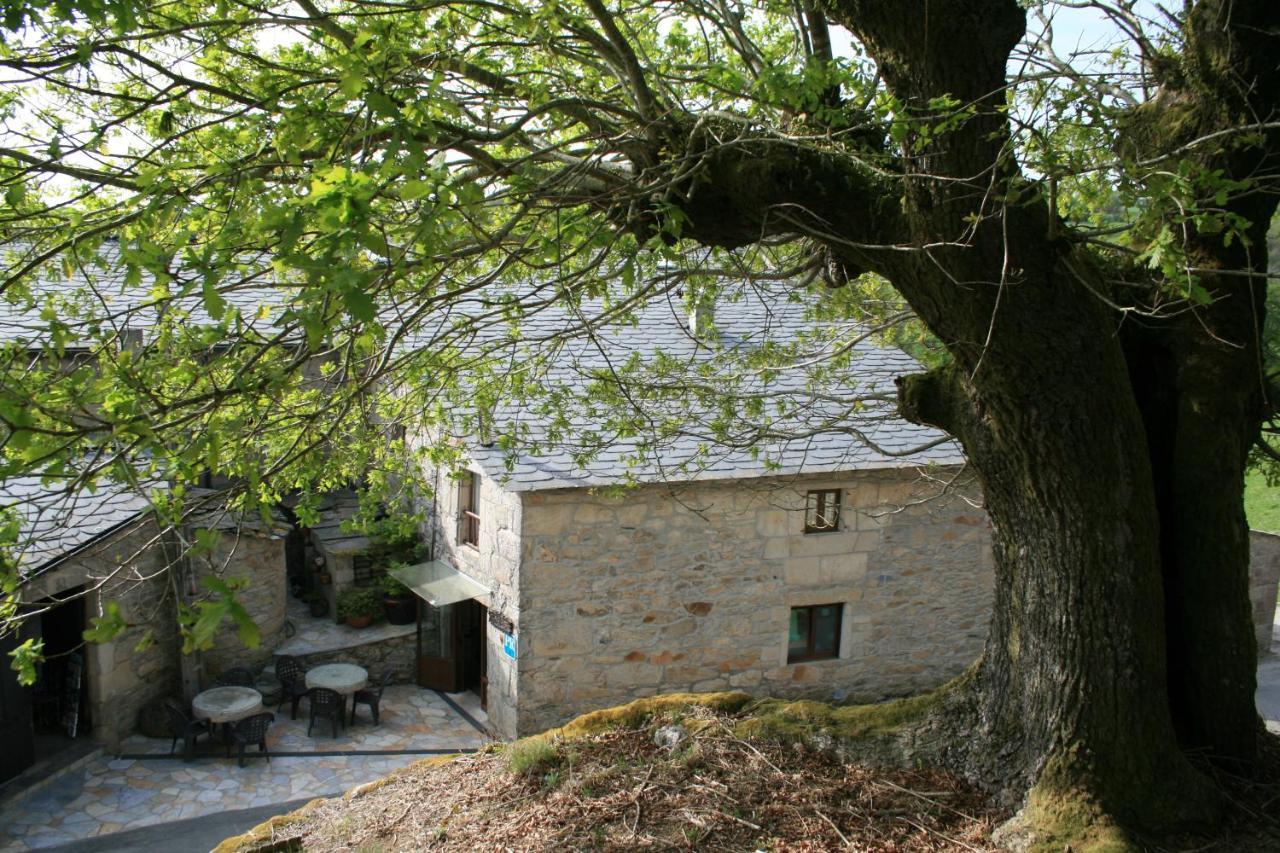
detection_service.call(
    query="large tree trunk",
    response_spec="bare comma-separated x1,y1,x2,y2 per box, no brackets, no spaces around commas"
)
676,0,1278,841
1129,253,1267,768
899,244,1221,837
832,0,1279,840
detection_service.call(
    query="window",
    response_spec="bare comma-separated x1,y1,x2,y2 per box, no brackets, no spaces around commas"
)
804,489,841,533
788,604,842,662
458,472,480,547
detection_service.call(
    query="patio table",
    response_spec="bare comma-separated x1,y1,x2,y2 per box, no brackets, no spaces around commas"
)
306,663,368,721
305,663,368,694
192,686,265,724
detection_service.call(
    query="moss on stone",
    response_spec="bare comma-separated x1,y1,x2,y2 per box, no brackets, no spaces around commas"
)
209,797,327,853
532,691,754,742
731,673,963,746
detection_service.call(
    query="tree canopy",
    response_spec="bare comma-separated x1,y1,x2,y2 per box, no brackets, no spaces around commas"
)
2,0,1279,847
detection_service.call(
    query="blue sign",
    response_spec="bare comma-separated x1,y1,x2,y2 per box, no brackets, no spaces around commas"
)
502,632,517,660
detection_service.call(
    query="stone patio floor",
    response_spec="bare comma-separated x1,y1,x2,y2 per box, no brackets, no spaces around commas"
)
0,687,489,851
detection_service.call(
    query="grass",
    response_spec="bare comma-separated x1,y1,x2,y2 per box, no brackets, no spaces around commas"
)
1246,469,1280,534
505,737,561,776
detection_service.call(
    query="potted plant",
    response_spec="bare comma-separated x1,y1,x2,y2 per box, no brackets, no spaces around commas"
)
379,567,417,625
336,586,382,628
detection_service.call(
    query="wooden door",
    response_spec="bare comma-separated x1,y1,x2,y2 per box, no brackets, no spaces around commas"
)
416,602,458,692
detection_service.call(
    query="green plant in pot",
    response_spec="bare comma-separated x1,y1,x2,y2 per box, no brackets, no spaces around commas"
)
336,586,383,628
379,567,418,625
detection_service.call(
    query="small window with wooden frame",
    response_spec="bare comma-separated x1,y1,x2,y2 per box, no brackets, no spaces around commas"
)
804,489,841,533
788,603,843,663
458,471,480,547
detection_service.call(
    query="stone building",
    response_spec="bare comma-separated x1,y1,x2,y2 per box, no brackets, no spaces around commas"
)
0,478,287,782
402,292,1280,740
416,459,993,739
401,293,997,739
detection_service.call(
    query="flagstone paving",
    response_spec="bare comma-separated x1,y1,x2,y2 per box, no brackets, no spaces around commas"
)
0,687,488,851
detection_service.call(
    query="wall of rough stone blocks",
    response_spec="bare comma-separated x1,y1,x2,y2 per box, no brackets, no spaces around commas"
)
23,516,290,746
514,467,994,736
1251,530,1280,654
295,633,416,684
24,517,182,749
422,463,523,738
194,530,288,681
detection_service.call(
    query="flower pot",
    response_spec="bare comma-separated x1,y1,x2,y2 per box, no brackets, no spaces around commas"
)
317,572,332,585
383,595,416,625
346,614,372,629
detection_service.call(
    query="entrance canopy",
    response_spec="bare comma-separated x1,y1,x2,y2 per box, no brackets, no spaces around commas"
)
389,560,490,607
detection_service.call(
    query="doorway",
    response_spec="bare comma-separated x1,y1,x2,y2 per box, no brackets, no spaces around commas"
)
0,628,35,784
0,591,90,785
32,593,90,753
416,598,487,707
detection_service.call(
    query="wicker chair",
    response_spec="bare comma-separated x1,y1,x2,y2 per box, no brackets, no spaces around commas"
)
226,712,275,767
275,655,310,720
165,698,211,760
215,667,258,689
350,670,394,726
307,687,345,738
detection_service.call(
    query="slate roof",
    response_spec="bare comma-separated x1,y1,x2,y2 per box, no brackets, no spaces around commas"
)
0,242,286,348
411,288,963,491
0,476,152,575
2,242,961,498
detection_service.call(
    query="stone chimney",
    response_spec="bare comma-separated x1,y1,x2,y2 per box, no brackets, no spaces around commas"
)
687,288,715,338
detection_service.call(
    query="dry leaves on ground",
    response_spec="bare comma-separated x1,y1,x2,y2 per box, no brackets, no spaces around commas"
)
283,706,1005,851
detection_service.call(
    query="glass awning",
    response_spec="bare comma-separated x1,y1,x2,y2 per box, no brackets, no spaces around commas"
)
389,560,490,607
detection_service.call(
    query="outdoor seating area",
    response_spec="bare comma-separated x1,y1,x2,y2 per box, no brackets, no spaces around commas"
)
169,659,391,763
0,686,489,850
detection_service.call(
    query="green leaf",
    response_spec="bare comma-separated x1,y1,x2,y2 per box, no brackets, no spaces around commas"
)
7,637,44,685
339,70,365,99
400,179,433,201
366,90,398,117
343,287,376,322
202,276,227,318
83,600,128,644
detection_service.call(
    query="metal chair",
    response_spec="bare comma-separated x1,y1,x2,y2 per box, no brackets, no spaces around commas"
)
275,655,310,720
307,687,345,738
350,670,394,726
164,698,211,761
226,712,275,767
215,667,258,688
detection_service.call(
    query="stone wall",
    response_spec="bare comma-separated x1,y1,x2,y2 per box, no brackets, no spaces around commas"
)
1251,530,1280,654
291,633,416,683
515,467,994,736
194,529,288,680
23,514,290,746
24,517,182,749
425,463,523,738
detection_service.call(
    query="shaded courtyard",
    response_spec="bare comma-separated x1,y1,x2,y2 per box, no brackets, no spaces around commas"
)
0,686,488,851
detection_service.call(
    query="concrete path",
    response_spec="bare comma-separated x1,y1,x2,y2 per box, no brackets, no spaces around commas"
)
36,797,320,853
0,687,487,851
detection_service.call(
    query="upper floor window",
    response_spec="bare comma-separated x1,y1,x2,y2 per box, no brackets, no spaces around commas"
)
804,489,841,533
458,472,480,547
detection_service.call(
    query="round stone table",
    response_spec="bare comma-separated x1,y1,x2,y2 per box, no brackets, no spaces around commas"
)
305,663,368,695
192,686,264,724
